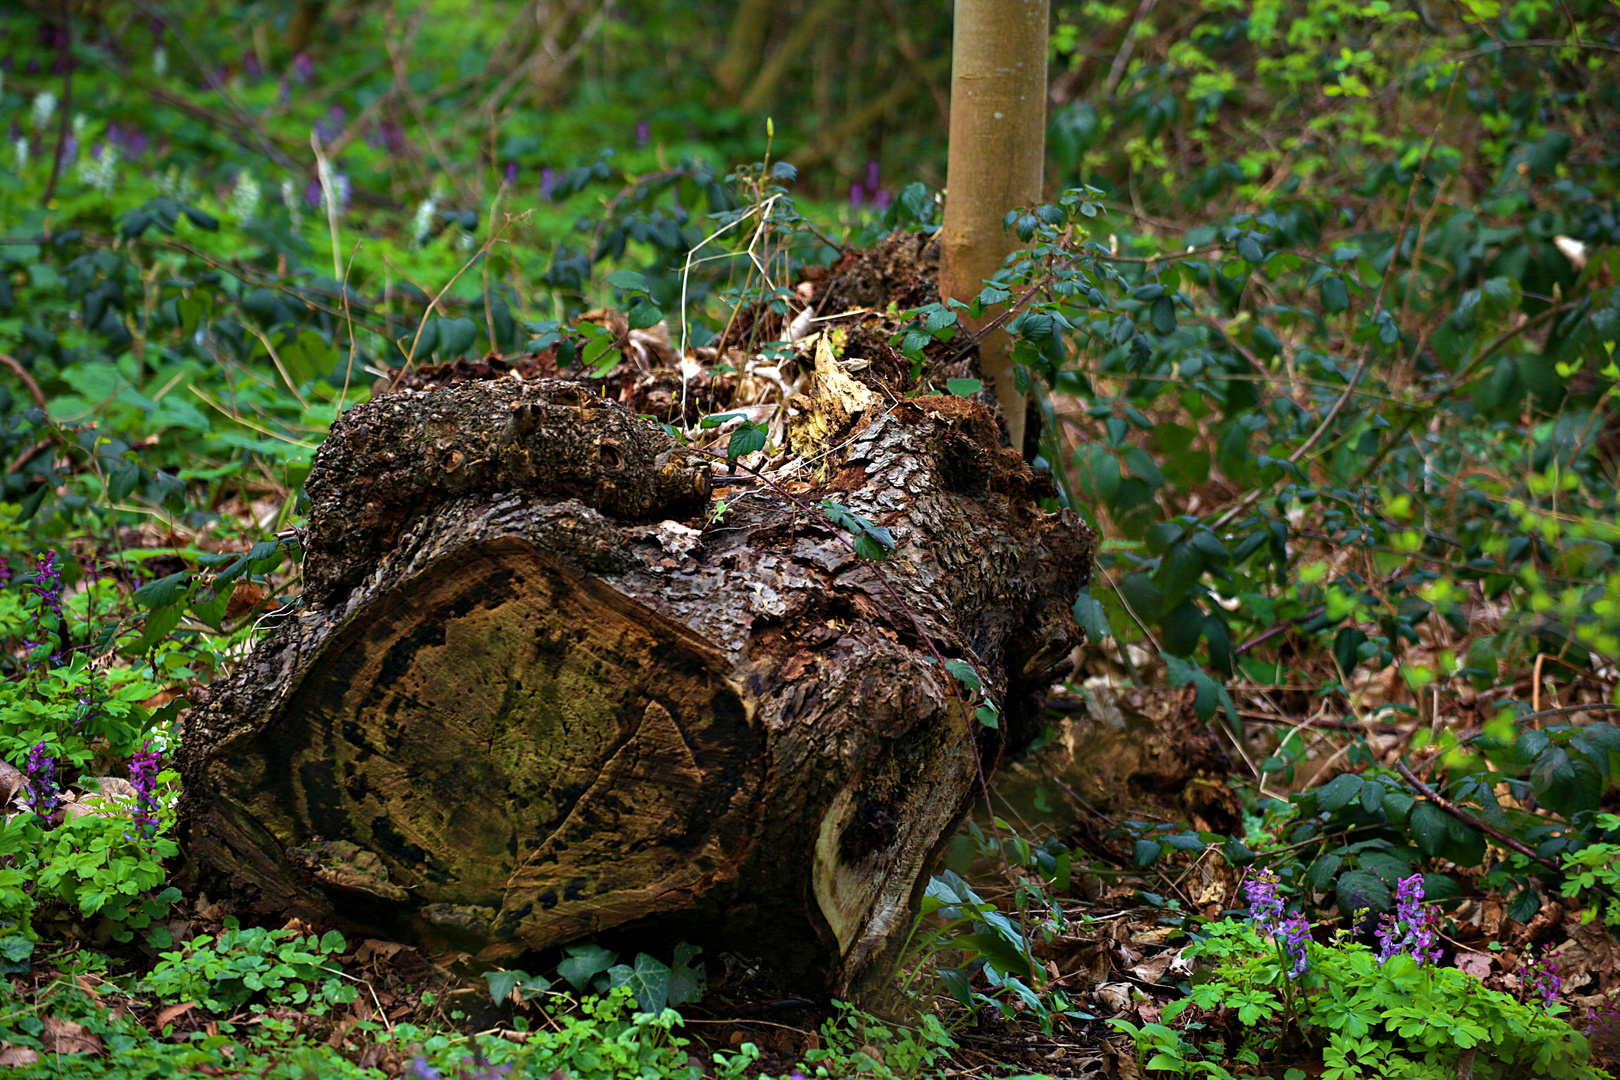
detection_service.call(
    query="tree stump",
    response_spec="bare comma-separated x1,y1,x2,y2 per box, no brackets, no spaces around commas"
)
178,376,1093,997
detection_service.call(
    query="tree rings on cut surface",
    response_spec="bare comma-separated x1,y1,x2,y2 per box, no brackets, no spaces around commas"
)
202,538,759,955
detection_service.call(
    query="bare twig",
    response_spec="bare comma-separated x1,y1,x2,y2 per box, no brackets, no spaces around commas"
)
0,354,49,411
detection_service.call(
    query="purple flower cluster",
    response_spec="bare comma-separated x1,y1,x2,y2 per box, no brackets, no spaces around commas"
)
129,742,163,837
1517,945,1562,1007
25,741,59,817
314,105,347,145
850,159,892,211
105,122,149,159
1376,874,1444,966
404,1052,512,1079
24,551,65,666
1245,867,1311,977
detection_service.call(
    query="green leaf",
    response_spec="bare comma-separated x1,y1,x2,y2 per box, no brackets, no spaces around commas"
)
550,939,612,990
134,572,191,609
1160,600,1204,657
1408,802,1450,857
107,462,142,503
975,705,1000,729
946,378,982,397
1316,773,1364,812
557,943,617,991
436,316,479,358
726,422,766,459
852,533,890,561
604,269,649,292
1321,277,1350,314
1150,294,1176,335
1072,588,1110,642
1335,869,1392,919
181,205,220,231
1121,446,1164,488
1132,840,1163,867
609,952,673,1014
626,301,663,330
485,969,525,1004
944,660,982,693
1120,573,1163,623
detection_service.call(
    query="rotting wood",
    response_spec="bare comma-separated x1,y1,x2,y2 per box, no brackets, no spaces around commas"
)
179,374,1093,998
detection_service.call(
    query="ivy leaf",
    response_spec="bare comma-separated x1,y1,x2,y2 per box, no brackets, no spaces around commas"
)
557,943,616,992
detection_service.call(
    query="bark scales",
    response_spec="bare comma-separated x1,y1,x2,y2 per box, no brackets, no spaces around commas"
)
179,375,1092,998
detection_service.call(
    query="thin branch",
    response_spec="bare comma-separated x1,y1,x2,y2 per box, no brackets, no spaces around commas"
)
0,354,49,411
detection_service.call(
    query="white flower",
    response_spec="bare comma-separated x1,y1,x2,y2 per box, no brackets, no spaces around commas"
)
410,196,437,247
87,144,120,195
153,47,167,77
228,172,262,223
281,178,302,232
31,91,57,133
12,138,26,174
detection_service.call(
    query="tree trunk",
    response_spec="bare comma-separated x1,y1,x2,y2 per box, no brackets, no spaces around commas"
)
178,376,1092,998
938,0,1050,456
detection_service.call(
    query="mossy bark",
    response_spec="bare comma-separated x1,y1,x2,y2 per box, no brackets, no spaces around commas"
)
179,377,1092,998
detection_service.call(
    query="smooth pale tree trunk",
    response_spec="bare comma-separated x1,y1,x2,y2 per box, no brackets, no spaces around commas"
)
938,0,1049,457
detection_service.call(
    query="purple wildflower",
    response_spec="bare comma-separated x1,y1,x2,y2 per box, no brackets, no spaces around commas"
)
405,1059,441,1080
25,742,59,817
305,176,323,208
129,741,162,837
1245,867,1310,976
635,120,649,148
292,52,313,83
314,105,346,144
504,161,518,185
25,551,65,665
865,158,880,193
1245,866,1285,925
243,52,262,80
1517,946,1562,1007
540,167,554,201
849,181,864,207
1586,994,1620,1046
1376,873,1444,966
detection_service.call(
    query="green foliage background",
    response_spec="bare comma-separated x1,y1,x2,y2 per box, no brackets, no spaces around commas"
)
0,0,1618,1076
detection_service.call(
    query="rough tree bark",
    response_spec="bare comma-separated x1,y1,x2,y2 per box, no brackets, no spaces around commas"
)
938,0,1050,456
179,375,1092,998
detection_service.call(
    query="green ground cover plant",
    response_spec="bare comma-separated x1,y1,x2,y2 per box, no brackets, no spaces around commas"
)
2,0,1618,1076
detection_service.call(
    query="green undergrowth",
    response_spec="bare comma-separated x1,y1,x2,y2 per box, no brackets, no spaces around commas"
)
3,1,1620,1078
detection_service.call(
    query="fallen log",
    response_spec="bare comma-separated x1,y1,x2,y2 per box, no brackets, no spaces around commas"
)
178,374,1093,997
